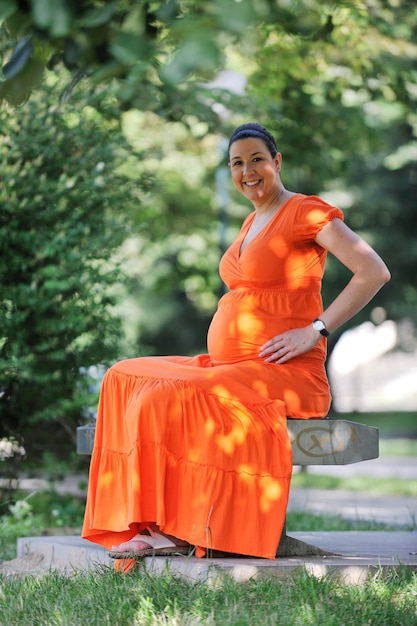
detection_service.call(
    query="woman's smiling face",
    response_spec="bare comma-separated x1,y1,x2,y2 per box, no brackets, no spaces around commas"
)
229,137,281,203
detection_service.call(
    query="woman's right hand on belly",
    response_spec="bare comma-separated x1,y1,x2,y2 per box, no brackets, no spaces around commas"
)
259,325,321,364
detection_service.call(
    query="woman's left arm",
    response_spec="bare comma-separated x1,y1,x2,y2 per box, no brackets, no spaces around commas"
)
260,218,390,363
314,217,391,333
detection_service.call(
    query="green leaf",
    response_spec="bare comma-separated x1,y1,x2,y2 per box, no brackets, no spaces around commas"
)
0,56,44,105
1,9,30,36
109,32,147,65
160,35,221,84
0,76,29,105
31,0,74,37
31,0,53,29
90,61,125,84
78,2,116,28
2,38,33,79
0,0,17,26
214,0,257,35
156,0,180,23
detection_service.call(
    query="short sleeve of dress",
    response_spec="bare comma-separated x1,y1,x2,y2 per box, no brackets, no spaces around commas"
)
293,195,344,243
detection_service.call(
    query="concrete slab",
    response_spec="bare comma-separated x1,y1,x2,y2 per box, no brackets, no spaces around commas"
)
17,535,110,570
9,531,416,584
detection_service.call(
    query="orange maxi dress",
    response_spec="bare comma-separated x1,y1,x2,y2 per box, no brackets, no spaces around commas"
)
82,193,344,559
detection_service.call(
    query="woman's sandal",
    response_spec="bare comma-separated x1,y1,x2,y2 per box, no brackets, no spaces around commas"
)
108,527,191,560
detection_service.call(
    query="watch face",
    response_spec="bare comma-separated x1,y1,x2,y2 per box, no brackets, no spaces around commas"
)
313,320,325,331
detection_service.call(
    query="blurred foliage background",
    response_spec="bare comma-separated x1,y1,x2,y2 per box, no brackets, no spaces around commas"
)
0,0,416,463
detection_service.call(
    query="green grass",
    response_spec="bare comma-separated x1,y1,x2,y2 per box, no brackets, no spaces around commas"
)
0,564,416,625
332,411,417,438
379,438,417,456
291,472,417,497
286,510,413,532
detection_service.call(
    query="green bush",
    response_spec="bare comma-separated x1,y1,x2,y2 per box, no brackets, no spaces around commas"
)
0,73,139,458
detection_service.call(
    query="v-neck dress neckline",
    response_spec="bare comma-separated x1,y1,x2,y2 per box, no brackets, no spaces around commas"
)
238,194,299,259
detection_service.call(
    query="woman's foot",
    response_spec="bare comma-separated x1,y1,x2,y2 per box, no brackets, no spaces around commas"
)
110,536,155,554
109,527,190,559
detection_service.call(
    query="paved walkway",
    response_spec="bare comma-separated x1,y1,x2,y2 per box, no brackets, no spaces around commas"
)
288,488,416,528
289,454,417,528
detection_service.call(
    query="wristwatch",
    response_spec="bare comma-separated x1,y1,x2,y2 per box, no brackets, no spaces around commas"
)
312,318,329,337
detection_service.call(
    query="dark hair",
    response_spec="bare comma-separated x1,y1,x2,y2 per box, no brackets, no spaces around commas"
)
228,123,278,158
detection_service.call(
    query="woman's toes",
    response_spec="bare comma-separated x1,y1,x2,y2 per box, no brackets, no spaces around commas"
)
111,539,150,553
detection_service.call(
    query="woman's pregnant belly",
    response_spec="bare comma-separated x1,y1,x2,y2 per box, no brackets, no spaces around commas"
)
207,292,282,364
207,288,325,365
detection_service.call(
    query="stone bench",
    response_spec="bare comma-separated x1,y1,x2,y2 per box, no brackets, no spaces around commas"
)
77,418,379,465
76,418,379,557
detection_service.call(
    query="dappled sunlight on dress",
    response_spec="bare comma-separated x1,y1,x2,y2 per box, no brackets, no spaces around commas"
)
82,193,343,559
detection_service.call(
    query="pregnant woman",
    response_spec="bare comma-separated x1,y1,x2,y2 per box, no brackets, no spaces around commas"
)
82,123,390,565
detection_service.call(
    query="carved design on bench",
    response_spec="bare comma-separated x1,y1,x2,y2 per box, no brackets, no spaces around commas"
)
295,425,359,458
287,419,378,466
